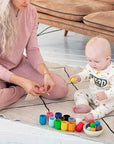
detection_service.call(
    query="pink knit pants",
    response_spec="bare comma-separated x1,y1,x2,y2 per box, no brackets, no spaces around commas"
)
0,58,68,110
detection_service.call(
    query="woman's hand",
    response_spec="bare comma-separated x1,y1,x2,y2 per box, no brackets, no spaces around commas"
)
21,79,41,96
36,63,56,93
43,73,56,93
10,74,41,96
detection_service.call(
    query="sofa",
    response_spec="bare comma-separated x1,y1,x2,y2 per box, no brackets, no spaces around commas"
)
31,0,114,42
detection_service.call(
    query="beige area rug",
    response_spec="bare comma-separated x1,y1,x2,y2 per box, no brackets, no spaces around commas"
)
0,62,113,144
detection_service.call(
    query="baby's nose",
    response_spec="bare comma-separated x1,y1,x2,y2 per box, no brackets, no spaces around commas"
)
24,0,29,4
92,63,96,68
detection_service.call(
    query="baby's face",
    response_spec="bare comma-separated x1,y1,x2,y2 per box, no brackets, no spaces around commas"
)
85,37,111,71
86,55,108,71
86,47,110,71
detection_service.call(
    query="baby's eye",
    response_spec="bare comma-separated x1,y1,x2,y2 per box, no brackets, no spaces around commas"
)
88,60,92,62
95,61,99,63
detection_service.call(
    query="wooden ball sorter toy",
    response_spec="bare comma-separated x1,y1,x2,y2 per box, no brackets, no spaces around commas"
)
39,112,103,136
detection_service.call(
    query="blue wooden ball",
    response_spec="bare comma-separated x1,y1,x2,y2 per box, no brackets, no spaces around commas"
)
95,121,100,126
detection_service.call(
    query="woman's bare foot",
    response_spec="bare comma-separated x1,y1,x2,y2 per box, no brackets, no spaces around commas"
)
84,113,94,122
72,104,91,113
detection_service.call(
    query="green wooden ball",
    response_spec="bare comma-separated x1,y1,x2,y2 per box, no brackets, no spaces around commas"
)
90,122,96,128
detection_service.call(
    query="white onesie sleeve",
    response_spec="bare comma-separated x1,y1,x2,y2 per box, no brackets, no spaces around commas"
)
105,75,114,99
78,64,91,81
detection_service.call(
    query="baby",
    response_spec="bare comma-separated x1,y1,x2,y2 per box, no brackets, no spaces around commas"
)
70,36,114,122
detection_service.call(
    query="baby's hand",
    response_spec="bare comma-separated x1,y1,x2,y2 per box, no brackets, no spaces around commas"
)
70,75,81,83
96,92,107,101
84,113,94,122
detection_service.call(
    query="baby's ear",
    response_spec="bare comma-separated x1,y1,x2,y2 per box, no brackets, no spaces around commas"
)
106,56,111,61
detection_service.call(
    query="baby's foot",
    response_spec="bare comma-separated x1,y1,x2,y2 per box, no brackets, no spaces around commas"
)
84,113,94,122
72,104,91,113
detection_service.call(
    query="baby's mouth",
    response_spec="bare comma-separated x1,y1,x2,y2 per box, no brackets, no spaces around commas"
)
93,67,97,69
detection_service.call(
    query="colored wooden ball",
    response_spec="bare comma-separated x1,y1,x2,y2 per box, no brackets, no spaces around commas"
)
95,121,100,126
90,122,96,128
87,127,91,131
70,77,75,83
90,127,96,131
89,120,95,124
96,126,102,131
86,123,90,128
39,87,44,92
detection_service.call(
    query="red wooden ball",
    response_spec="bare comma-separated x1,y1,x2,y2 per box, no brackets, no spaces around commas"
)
89,120,95,124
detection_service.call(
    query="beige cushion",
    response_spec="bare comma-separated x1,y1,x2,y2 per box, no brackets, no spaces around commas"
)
97,0,114,4
32,0,112,21
83,11,114,32
97,0,114,9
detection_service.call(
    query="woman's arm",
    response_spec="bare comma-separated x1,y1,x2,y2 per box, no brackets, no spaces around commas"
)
26,6,55,93
26,6,44,69
0,65,13,82
36,63,56,93
36,63,50,76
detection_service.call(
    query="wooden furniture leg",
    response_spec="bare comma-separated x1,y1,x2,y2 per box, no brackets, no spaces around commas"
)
64,30,68,37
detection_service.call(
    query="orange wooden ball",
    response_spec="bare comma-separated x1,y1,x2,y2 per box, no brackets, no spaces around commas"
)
90,127,96,131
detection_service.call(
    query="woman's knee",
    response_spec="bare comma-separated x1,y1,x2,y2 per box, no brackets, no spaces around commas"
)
0,86,25,110
0,88,11,110
44,73,68,99
55,81,68,99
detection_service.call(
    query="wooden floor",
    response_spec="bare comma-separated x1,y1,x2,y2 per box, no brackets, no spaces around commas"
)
38,24,114,68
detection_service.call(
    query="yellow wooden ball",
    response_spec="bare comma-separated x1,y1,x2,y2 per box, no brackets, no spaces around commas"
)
70,77,75,83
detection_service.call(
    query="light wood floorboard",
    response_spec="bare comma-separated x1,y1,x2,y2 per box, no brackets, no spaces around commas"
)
38,24,114,68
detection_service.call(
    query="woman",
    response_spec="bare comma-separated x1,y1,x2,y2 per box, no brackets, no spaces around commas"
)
0,0,68,110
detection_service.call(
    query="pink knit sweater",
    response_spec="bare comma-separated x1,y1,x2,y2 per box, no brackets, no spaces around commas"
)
0,4,43,82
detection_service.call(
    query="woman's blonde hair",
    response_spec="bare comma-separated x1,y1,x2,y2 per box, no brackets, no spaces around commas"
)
0,0,17,55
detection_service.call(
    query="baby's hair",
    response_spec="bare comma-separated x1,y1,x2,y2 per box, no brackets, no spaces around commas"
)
86,36,111,57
